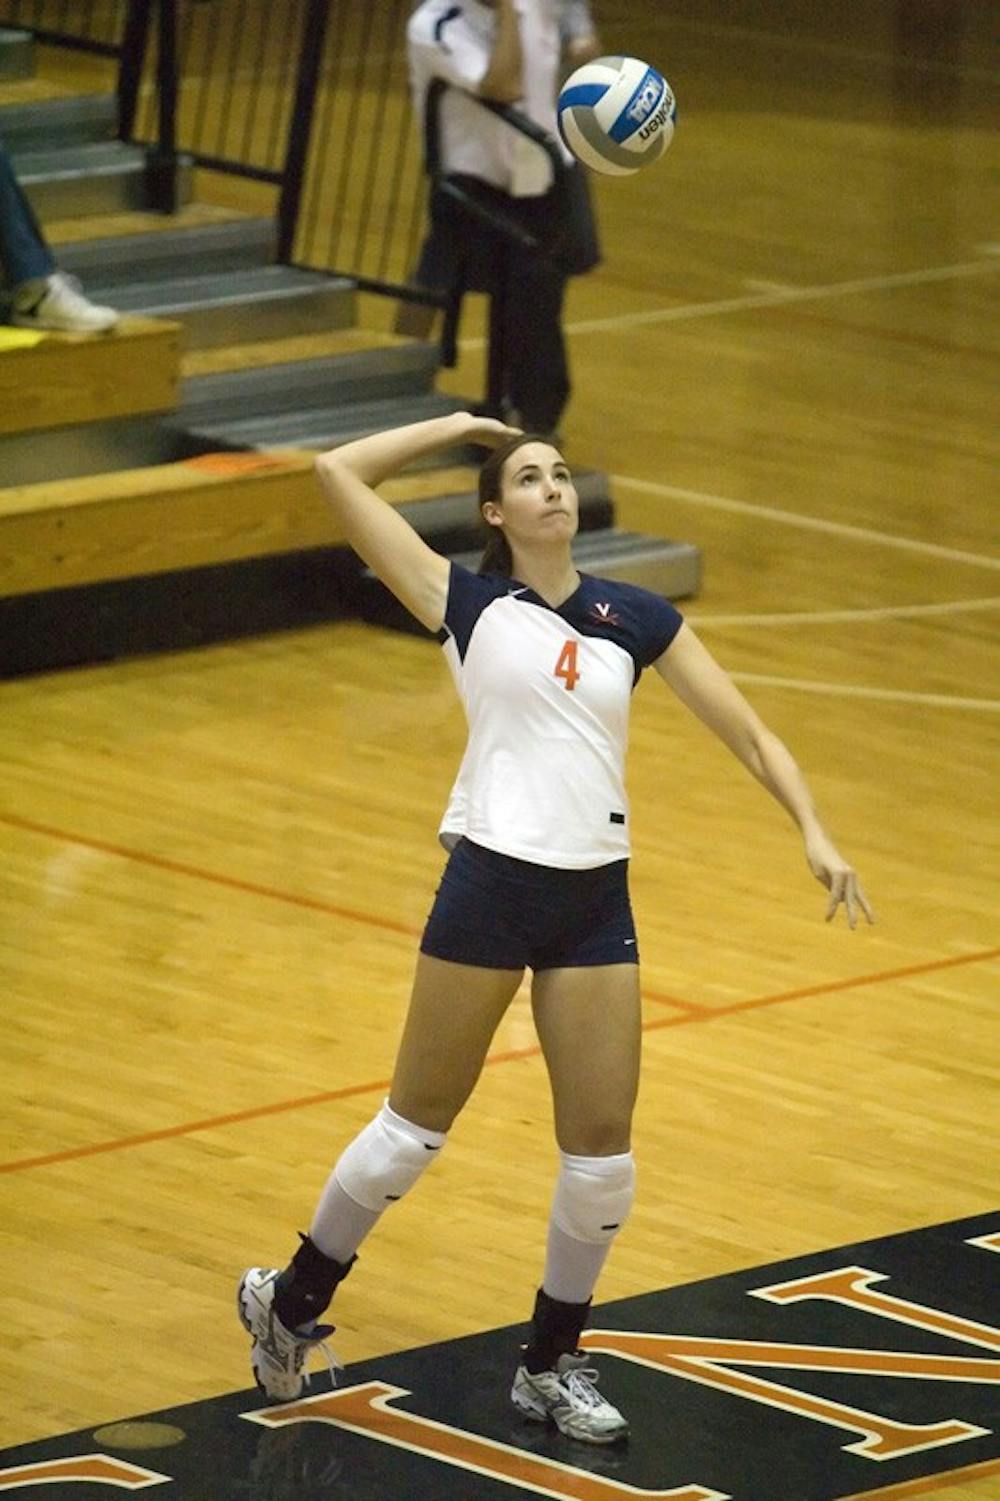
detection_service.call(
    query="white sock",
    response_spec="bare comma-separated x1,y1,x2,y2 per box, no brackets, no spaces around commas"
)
309,1173,382,1264
542,1220,613,1305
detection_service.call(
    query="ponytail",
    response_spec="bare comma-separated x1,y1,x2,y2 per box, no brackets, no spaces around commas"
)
476,431,550,578
478,528,513,577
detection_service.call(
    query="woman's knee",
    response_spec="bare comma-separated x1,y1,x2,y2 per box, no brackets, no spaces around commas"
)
387,1087,463,1136
551,1148,636,1243
334,1100,446,1212
558,1121,632,1157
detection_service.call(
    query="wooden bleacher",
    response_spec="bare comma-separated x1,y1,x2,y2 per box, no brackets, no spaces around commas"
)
0,316,179,435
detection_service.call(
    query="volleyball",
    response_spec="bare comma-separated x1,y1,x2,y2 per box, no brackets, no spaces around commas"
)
557,56,676,177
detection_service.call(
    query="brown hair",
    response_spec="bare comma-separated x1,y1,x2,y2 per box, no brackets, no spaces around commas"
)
476,432,555,577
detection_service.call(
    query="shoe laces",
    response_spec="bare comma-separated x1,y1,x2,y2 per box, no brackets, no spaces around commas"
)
316,1338,344,1389
557,1357,605,1409
293,1324,344,1392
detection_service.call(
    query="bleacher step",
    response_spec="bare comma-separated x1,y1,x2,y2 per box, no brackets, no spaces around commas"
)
176,391,485,465
0,316,181,444
15,139,193,219
0,90,116,147
0,414,200,489
0,28,32,81
56,217,277,284
176,342,439,426
0,344,458,485
96,265,356,348
0,451,701,676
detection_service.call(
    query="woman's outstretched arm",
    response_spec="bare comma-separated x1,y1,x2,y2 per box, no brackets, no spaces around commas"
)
654,623,874,927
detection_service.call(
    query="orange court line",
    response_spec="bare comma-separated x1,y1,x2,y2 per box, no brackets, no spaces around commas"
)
0,1076,391,1176
840,1456,1000,1499
2,946,996,1176
0,811,707,1017
642,987,709,1013
0,811,420,940
641,947,1000,1034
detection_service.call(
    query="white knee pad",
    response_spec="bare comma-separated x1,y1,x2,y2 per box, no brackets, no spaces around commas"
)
334,1100,446,1213
551,1150,636,1244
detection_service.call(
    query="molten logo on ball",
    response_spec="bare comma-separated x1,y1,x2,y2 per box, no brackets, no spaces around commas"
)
638,101,672,141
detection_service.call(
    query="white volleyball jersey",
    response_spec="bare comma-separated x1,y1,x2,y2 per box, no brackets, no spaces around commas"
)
438,565,683,868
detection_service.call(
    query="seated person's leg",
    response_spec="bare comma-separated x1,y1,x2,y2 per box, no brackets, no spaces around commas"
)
0,138,118,332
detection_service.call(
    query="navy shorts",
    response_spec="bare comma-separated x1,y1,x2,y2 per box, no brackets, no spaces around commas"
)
420,838,639,971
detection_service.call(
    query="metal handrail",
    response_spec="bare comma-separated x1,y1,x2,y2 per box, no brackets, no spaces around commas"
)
424,78,569,254
475,95,568,185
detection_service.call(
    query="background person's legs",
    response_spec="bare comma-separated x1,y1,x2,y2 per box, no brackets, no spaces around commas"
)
0,136,117,331
502,250,570,434
0,139,55,288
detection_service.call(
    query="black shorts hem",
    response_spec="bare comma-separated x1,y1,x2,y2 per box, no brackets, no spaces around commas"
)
418,939,523,971
418,938,640,973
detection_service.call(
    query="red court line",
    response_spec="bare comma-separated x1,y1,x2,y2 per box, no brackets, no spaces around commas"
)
0,1077,392,1176
2,946,995,1177
1,811,706,1017
642,987,709,1013
840,1456,1000,1499
641,947,1000,1034
0,812,420,940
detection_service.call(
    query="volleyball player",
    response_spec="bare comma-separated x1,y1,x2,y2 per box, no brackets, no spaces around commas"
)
238,411,873,1443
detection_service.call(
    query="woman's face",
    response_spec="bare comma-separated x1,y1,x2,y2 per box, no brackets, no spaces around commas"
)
484,442,579,548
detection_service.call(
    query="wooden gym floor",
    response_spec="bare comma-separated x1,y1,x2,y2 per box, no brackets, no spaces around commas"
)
1,3,997,1496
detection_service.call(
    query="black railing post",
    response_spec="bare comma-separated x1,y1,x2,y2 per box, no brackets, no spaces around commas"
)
276,0,332,264
145,0,180,212
117,0,154,142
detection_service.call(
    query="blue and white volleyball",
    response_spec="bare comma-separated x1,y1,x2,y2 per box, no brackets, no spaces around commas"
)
557,56,676,177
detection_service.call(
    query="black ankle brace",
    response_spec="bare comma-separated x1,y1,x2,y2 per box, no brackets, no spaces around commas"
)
274,1234,356,1331
523,1287,592,1374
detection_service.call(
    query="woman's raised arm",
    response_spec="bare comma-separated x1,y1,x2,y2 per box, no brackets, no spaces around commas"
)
315,413,517,633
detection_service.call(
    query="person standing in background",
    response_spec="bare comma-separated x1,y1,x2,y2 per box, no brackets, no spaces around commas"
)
402,0,602,434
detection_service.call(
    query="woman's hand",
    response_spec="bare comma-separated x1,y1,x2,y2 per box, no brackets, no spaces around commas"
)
804,828,874,928
453,412,523,447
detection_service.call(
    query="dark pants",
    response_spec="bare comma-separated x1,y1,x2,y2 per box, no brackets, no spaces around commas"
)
0,137,54,289
413,165,599,434
494,240,569,434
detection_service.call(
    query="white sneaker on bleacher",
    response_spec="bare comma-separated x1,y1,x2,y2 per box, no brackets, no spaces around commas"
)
11,272,119,333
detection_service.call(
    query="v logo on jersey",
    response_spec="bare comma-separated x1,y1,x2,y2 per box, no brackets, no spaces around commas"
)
590,602,621,626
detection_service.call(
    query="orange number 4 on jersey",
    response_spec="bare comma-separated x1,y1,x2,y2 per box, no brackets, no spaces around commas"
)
554,639,581,691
